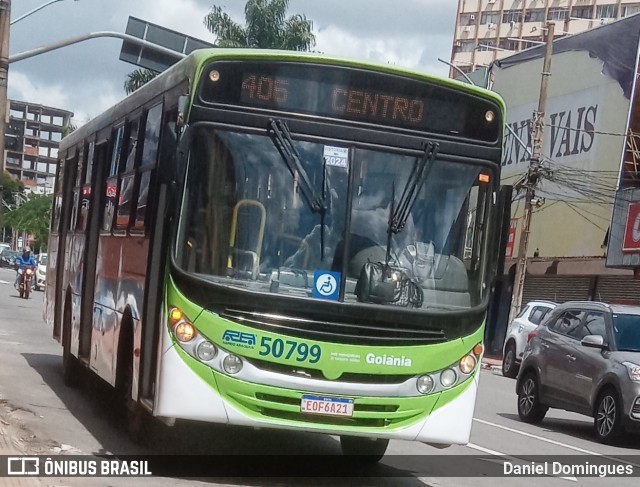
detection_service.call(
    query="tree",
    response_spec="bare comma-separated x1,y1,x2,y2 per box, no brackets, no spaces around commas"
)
2,171,24,212
204,0,315,50
62,121,78,138
123,0,316,93
124,68,159,95
3,194,53,251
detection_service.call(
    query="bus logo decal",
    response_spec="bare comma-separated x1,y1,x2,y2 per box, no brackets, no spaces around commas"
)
222,330,256,348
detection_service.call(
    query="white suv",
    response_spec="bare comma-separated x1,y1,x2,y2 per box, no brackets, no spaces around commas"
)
502,300,556,378
35,253,47,291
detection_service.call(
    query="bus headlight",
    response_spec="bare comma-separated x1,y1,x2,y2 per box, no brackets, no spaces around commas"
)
223,354,243,374
459,354,477,374
440,369,457,388
416,375,435,394
175,322,196,343
196,341,218,361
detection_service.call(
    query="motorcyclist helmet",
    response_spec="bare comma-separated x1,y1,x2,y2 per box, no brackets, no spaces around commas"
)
23,246,30,254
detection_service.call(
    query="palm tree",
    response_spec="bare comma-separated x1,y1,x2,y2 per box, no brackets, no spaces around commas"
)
204,0,315,50
124,68,160,95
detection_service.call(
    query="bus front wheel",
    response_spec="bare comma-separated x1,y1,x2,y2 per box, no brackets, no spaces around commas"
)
339,436,388,463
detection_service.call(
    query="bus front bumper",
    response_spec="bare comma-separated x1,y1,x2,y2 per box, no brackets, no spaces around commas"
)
153,338,478,445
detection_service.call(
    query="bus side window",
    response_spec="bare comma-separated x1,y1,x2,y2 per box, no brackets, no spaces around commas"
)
132,103,162,233
52,158,65,234
102,125,125,234
69,147,84,233
115,118,142,232
67,150,79,232
77,142,95,232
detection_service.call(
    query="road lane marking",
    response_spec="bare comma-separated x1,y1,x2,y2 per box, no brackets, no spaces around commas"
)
474,417,640,468
0,280,10,284
467,442,577,482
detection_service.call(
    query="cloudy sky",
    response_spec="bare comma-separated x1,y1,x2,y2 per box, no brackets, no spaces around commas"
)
9,0,457,124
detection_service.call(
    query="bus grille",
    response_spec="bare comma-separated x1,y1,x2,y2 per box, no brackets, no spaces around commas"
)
247,392,418,429
220,309,446,346
249,356,413,384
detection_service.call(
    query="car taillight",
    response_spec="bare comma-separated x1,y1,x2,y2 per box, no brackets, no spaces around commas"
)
527,330,538,342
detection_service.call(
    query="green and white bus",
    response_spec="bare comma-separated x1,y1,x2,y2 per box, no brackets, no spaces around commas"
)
46,49,508,459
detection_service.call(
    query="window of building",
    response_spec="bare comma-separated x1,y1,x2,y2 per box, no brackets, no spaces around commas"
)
524,9,545,22
502,10,522,23
572,6,593,19
455,41,475,52
476,40,496,51
499,39,518,51
460,13,477,25
480,12,500,24
623,4,640,16
51,132,62,142
547,8,568,21
596,4,617,19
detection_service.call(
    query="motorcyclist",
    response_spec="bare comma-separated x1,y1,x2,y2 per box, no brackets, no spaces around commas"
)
14,247,37,289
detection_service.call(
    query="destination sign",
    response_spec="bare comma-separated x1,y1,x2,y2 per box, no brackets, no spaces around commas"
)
197,61,501,142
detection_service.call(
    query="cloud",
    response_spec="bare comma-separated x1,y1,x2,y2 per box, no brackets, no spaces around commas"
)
8,71,69,111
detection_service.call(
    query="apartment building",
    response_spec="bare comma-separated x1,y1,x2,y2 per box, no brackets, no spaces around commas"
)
451,0,640,77
4,100,73,191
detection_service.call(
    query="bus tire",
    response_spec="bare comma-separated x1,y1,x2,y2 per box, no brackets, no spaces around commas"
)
339,436,388,463
62,301,81,388
117,325,151,445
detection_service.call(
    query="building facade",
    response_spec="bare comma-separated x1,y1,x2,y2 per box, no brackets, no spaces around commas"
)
4,100,73,191
451,0,640,77
482,15,640,355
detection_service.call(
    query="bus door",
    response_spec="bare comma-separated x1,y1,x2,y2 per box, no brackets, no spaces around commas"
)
78,139,109,362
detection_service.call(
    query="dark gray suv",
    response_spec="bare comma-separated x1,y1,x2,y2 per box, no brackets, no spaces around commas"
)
516,301,640,443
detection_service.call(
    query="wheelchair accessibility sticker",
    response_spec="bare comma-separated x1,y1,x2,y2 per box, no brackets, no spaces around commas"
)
312,271,341,301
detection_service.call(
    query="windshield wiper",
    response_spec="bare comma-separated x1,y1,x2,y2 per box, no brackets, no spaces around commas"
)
268,119,326,213
390,141,439,235
384,141,439,266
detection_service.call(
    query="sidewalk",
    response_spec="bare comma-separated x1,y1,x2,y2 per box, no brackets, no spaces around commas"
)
481,356,503,372
0,420,41,487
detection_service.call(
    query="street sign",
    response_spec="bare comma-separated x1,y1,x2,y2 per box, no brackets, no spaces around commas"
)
623,202,640,253
119,17,214,73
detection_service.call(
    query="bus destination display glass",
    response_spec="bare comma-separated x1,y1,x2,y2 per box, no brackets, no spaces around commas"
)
198,62,500,142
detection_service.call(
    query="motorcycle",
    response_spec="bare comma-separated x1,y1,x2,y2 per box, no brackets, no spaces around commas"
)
17,266,35,299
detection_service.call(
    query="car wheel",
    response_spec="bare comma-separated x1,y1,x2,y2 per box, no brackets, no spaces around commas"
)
594,389,625,444
517,373,548,424
502,341,519,378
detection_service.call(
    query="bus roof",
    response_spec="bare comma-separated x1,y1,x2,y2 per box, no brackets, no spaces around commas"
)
60,48,505,152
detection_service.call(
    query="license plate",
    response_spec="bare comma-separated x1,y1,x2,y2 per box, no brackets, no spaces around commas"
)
301,394,354,417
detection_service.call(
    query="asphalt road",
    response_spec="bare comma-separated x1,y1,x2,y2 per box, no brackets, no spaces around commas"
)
0,266,638,486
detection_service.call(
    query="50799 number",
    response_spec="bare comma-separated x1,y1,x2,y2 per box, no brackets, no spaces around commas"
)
259,337,321,363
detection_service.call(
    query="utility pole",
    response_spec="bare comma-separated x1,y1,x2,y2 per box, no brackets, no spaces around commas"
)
0,0,10,232
508,22,554,325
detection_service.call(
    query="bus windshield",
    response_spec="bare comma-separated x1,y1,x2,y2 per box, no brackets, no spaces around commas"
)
175,126,492,310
